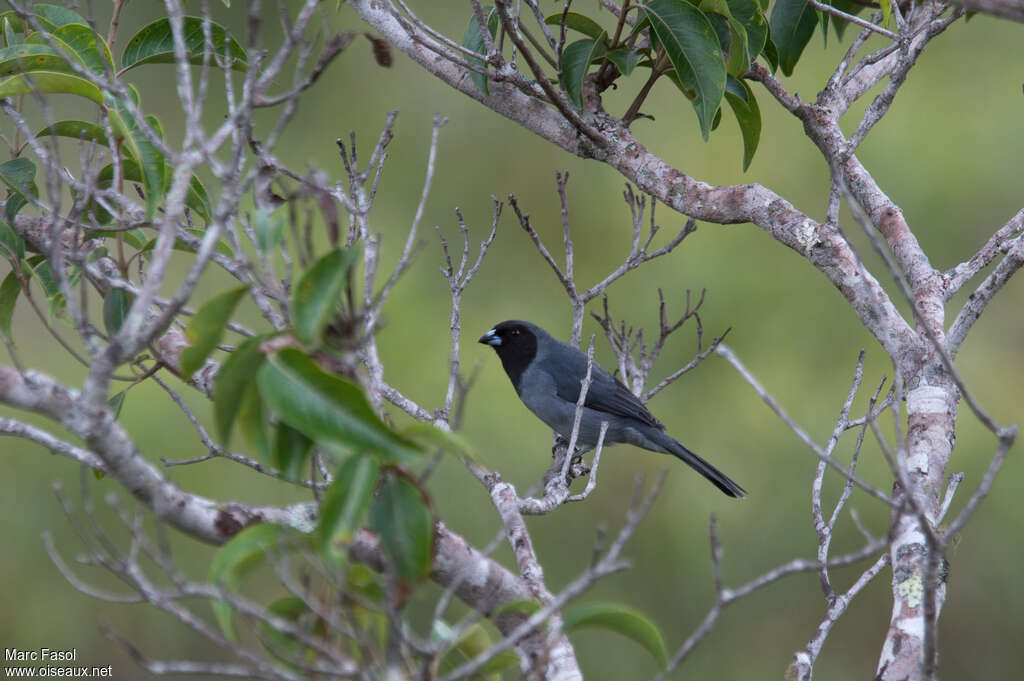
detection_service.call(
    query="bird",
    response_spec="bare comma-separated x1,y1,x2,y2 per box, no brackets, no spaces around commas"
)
479,320,745,498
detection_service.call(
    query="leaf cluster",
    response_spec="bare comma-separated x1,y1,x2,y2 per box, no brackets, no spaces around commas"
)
463,0,871,170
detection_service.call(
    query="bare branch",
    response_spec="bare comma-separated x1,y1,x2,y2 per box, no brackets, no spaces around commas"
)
943,207,1024,297
715,345,892,505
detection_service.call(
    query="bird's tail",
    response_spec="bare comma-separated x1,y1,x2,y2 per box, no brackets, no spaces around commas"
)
653,431,746,498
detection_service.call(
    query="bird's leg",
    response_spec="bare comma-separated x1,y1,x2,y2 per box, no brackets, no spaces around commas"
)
545,437,593,486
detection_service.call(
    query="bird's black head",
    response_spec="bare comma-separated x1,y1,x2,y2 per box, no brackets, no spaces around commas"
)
479,320,538,391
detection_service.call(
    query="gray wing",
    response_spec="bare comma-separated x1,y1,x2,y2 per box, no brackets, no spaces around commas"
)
541,339,663,429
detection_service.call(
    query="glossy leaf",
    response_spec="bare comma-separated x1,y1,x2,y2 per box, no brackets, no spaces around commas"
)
369,474,434,581
562,602,668,668
209,523,292,641
700,2,750,78
544,12,607,40
0,270,19,339
102,287,132,335
138,228,230,258
318,455,381,564
290,247,357,349
0,70,104,105
107,102,165,219
26,256,61,317
770,0,817,76
436,620,519,677
827,0,866,40
0,217,25,264
259,596,312,665
91,160,211,223
643,0,726,140
257,349,422,463
2,16,19,47
0,44,68,76
605,47,641,76
213,335,268,446
727,17,750,76
560,34,607,109
35,119,108,144
32,4,88,29
724,75,761,170
253,207,286,254
401,423,476,461
461,6,499,96
0,158,38,224
180,286,249,378
761,35,779,71
34,24,115,74
272,423,313,482
121,16,248,72
492,598,542,618
108,390,126,420
238,383,271,462
728,0,768,65
880,0,893,31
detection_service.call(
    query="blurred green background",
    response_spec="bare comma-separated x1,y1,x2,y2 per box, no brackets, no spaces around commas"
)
1,2,1022,679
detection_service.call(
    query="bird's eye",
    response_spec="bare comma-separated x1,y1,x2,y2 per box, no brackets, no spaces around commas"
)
511,329,520,336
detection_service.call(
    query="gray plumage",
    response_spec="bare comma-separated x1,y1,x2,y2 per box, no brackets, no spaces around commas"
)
479,320,745,498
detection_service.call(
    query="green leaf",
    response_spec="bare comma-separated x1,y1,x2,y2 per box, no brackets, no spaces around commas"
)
560,34,607,109
290,247,357,349
89,160,210,224
0,158,38,224
726,15,750,77
107,102,165,219
436,621,519,677
643,0,726,141
257,348,422,463
26,255,58,299
259,596,316,666
0,217,25,264
879,0,893,31
724,75,761,170
121,16,248,72
0,270,20,339
0,44,68,77
826,0,865,40
562,602,668,668
401,423,476,460
0,70,104,105
35,119,109,144
728,0,768,66
214,335,268,446
461,7,499,96
108,390,126,420
253,207,286,255
209,523,292,641
184,175,212,222
238,382,271,462
318,455,381,564
761,35,779,71
605,47,641,76
102,287,132,335
769,0,817,76
36,24,115,75
369,474,434,581
3,16,19,48
492,598,542,618
180,286,249,378
544,12,607,41
32,4,88,29
272,423,313,482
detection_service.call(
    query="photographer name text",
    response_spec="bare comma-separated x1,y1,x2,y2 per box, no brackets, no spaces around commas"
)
5,650,76,663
